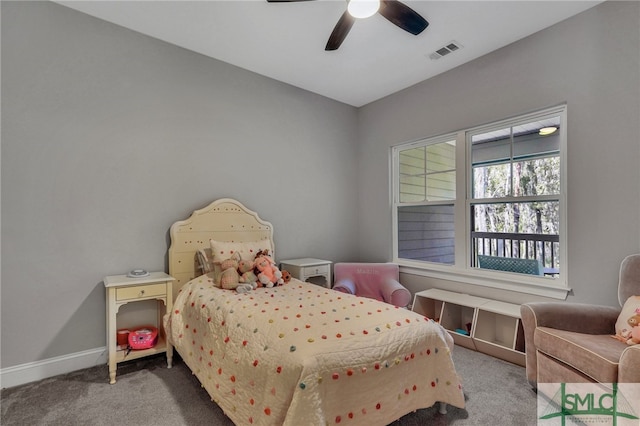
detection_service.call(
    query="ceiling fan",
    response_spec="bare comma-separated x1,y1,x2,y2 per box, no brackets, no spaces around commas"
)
266,0,429,51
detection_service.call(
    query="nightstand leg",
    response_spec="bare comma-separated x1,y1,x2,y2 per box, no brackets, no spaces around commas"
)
166,345,173,369
106,287,117,384
109,364,116,384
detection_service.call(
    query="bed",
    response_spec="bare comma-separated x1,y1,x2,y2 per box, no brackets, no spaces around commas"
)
164,198,465,425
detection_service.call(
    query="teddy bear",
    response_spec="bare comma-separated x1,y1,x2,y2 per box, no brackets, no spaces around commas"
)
254,251,284,287
237,259,258,289
613,308,640,345
281,270,292,284
625,312,640,345
254,249,272,260
219,253,254,293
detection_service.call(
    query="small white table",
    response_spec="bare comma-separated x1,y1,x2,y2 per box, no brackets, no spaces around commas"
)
104,272,174,384
279,258,332,288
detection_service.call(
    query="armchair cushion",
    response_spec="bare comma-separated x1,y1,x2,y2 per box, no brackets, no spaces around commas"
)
333,263,411,307
534,327,627,383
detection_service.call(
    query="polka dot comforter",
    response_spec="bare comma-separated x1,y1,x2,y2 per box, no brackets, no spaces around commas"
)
165,276,465,425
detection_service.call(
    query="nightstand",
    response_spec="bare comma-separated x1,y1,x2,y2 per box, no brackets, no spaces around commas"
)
279,258,332,288
104,272,175,384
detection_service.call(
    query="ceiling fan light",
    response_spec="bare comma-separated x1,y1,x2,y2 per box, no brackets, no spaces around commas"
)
348,0,380,19
539,126,558,136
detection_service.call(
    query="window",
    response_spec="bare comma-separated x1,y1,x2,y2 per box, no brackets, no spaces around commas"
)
392,106,567,296
470,116,561,276
395,136,457,264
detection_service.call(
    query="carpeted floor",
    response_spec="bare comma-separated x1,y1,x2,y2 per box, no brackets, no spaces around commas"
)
1,346,537,425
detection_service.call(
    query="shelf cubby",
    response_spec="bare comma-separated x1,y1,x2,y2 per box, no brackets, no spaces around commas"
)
412,289,525,366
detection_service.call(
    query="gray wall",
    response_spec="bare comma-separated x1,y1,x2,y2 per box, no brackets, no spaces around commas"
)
1,1,358,368
357,1,640,306
2,1,639,371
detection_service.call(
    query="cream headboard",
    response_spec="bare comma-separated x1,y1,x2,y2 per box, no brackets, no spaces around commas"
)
168,198,275,299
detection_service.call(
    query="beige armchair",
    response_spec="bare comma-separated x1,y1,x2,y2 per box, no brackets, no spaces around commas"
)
520,254,640,389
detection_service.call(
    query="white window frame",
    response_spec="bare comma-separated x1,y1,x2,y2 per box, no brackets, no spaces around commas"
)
391,105,570,299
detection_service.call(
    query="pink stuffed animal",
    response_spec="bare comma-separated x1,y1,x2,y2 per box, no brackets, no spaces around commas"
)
254,253,283,287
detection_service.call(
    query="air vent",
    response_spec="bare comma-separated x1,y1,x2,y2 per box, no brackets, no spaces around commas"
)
428,41,463,60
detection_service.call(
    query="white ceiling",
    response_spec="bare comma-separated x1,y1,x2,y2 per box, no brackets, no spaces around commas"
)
55,0,604,107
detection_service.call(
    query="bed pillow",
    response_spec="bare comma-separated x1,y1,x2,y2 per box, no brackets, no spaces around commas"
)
614,295,640,344
209,239,267,263
196,248,215,274
195,249,225,285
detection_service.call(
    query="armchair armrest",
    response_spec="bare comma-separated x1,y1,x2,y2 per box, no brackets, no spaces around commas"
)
619,345,640,383
379,278,411,308
333,279,356,295
522,302,620,334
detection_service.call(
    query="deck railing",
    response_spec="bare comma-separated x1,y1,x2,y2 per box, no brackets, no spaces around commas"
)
471,231,560,274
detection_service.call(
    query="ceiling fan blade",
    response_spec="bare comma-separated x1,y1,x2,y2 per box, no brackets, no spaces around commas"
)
379,0,429,35
325,11,355,51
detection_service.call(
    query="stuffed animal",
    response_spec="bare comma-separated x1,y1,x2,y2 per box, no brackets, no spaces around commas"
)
254,253,283,287
613,308,640,344
219,253,253,293
254,249,272,260
281,270,292,284
238,259,258,289
628,312,640,328
625,312,640,345
628,325,640,346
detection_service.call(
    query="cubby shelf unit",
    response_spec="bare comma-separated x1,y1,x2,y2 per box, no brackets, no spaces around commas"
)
412,289,525,366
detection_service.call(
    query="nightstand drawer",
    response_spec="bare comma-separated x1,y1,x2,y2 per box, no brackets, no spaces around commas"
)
302,264,330,277
116,283,166,301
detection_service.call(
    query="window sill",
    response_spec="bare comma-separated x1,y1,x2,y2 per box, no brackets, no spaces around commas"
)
397,261,571,300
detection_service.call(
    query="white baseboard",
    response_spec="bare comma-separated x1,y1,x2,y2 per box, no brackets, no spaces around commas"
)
0,347,108,389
